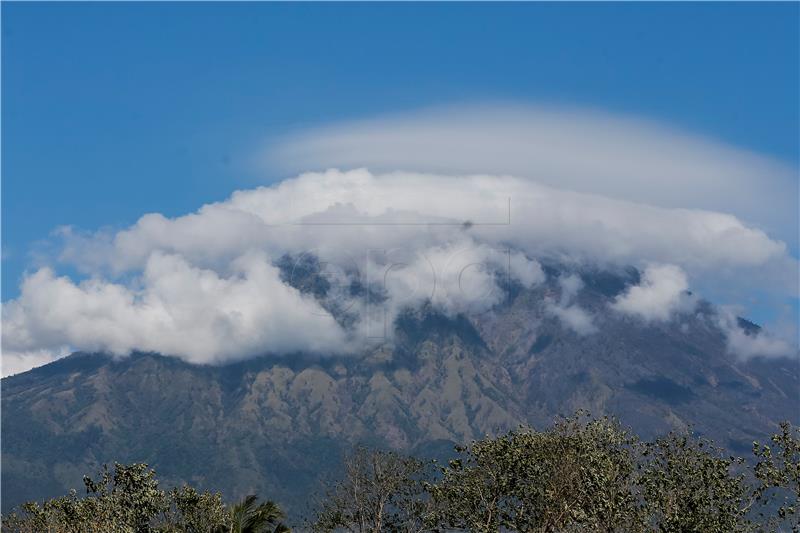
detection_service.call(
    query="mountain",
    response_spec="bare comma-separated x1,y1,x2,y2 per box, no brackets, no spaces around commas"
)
2,264,798,519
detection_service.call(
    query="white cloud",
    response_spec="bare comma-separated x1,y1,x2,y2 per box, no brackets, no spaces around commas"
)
4,224,551,374
508,251,546,288
3,106,799,374
611,264,695,322
265,104,798,248
0,347,70,377
558,274,584,301
2,252,352,372
549,305,597,336
715,309,795,360
358,241,544,340
545,275,597,335
5,168,797,374
55,169,794,285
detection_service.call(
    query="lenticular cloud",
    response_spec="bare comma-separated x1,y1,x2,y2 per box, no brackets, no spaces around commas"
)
2,167,797,375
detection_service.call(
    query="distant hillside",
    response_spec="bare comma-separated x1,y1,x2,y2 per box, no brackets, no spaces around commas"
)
3,266,798,518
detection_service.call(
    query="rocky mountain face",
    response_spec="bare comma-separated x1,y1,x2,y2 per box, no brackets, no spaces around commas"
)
2,265,798,518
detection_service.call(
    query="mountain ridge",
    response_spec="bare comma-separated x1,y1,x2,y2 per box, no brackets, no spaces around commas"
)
3,267,798,518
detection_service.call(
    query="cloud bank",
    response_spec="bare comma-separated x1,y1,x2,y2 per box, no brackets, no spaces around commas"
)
3,106,798,375
3,254,349,368
267,104,799,248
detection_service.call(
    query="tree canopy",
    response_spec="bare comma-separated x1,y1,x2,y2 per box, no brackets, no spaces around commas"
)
4,413,798,532
2,463,287,533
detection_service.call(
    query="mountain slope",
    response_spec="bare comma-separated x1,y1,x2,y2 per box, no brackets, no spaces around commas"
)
2,267,798,518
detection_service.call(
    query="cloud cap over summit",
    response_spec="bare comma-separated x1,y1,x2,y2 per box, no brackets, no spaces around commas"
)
3,156,797,375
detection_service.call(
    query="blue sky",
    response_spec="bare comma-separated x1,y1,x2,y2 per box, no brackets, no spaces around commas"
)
3,2,799,320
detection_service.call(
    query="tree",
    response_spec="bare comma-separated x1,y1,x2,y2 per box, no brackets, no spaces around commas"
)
2,463,169,533
427,413,643,532
311,446,432,533
158,486,230,532
311,417,800,532
1,490,92,533
4,418,798,532
84,462,169,531
751,421,800,530
1,464,288,533
638,433,753,532
227,495,289,533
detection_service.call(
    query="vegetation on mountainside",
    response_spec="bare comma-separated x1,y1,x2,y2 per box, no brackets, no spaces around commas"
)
4,413,798,532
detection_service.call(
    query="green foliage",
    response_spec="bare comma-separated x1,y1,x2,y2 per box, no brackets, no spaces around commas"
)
1,463,168,533
1,463,288,533
313,414,800,533
752,421,800,530
426,413,643,532
639,434,751,532
228,495,289,533
83,463,168,531
4,416,799,532
2,490,90,533
159,486,229,533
